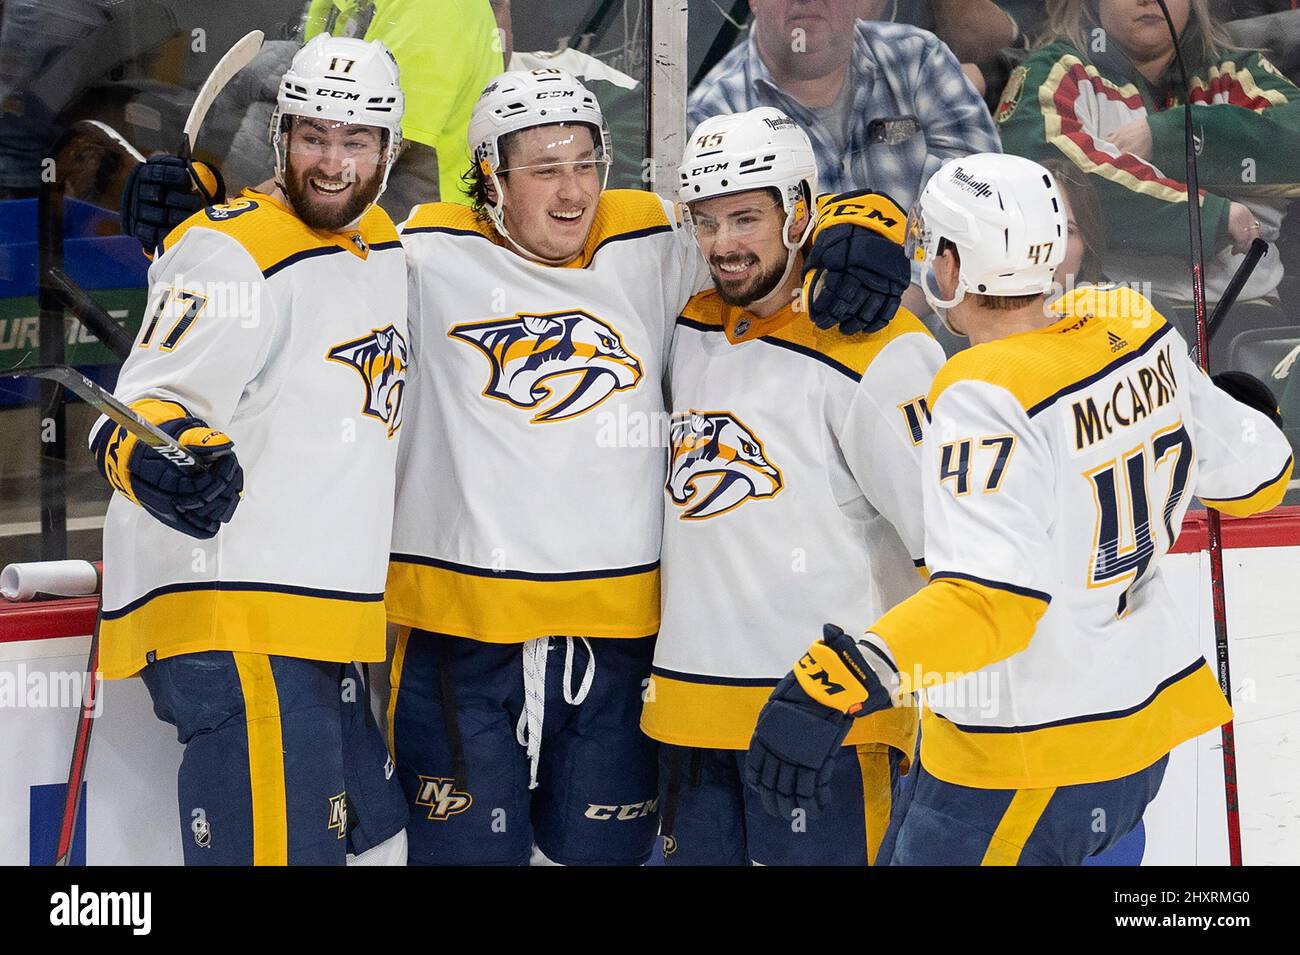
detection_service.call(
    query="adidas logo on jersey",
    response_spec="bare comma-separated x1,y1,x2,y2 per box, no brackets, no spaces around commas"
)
449,310,643,423
1108,331,1128,353
667,411,783,519
415,777,473,821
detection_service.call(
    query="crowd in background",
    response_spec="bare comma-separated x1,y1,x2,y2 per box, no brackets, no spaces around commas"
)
3,0,1300,492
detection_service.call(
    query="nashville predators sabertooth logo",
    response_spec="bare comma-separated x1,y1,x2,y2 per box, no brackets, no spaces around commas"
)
448,309,643,423
667,411,783,520
326,323,408,438
415,777,472,821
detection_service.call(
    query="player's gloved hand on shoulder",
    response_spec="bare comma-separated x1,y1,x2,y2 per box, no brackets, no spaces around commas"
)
96,402,243,539
746,623,896,821
121,154,225,257
802,190,910,336
1212,370,1282,427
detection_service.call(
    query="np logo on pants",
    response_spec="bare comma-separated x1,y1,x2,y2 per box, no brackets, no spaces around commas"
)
416,776,473,820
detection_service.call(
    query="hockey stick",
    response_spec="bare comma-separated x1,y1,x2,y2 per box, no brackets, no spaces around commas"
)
53,613,100,866
1155,0,1243,866
1207,237,1269,346
3,363,204,469
46,267,135,360
178,30,264,162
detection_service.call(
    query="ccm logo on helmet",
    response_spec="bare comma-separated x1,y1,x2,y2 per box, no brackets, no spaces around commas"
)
316,88,361,100
537,90,576,99
690,162,728,175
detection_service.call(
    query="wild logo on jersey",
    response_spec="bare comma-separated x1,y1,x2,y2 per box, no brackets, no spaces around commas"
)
448,309,643,423
326,323,408,438
667,411,783,520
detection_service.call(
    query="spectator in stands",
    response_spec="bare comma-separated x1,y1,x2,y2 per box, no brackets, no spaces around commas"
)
859,1,1023,86
997,0,1300,376
689,0,1001,216
1044,158,1107,290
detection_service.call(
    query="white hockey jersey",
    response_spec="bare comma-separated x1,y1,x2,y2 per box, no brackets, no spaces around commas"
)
93,190,408,679
389,190,709,643
865,285,1294,790
641,291,945,752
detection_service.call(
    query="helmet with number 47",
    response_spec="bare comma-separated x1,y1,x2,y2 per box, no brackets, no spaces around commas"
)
906,153,1067,314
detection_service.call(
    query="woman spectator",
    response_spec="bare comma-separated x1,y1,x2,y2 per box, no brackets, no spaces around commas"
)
996,0,1300,373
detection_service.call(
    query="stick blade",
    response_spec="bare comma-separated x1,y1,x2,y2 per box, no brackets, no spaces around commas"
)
182,29,265,155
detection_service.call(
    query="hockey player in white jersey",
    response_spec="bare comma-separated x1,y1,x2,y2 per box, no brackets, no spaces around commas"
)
641,108,945,865
745,153,1294,865
389,69,913,865
93,35,410,865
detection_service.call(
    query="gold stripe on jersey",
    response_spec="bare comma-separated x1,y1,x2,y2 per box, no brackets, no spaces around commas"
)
386,626,411,751
871,574,1050,685
162,189,399,275
980,788,1055,866
921,659,1232,790
639,670,918,755
233,653,289,866
384,559,660,643
402,189,671,269
856,743,895,865
678,289,935,380
928,285,1168,413
1201,454,1294,516
98,586,387,679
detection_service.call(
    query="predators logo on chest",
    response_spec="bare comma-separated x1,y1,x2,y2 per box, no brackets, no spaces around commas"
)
667,411,783,519
326,323,408,438
449,309,643,423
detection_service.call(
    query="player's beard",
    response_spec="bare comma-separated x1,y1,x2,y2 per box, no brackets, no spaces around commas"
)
709,252,788,309
285,161,384,232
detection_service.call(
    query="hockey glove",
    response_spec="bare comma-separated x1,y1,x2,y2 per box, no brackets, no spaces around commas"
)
1212,370,1282,427
802,190,910,336
746,624,896,820
94,400,243,539
122,154,225,256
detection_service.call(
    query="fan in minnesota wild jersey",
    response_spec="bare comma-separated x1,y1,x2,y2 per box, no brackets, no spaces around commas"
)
746,152,1294,865
641,107,945,866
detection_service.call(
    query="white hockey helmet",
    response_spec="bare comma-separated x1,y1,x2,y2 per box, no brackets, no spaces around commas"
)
679,108,819,308
270,34,405,202
467,68,611,261
679,107,818,247
906,153,1066,316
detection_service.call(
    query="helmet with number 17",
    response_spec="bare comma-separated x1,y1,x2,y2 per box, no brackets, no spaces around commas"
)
466,68,612,262
905,153,1067,315
270,34,405,208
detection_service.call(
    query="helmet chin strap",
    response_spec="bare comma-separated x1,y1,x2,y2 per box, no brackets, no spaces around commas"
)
485,169,598,267
920,256,968,336
747,210,810,312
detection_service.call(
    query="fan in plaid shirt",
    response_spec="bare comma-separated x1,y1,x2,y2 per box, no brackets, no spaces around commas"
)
688,13,1001,213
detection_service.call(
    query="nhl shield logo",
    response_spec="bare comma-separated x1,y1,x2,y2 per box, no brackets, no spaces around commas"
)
326,323,408,438
448,309,643,423
667,411,783,520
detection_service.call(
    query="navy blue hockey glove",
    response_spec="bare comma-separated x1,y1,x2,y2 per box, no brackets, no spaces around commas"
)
94,399,243,539
746,623,895,820
802,191,910,336
121,154,225,256
1213,370,1282,427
